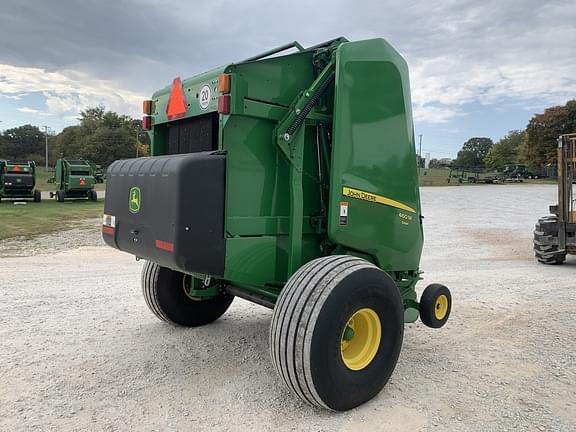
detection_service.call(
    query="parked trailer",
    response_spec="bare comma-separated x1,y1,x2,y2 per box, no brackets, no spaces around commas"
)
0,160,41,202
102,37,452,410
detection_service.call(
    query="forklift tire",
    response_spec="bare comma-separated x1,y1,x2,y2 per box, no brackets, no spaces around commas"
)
269,255,404,411
33,190,41,202
141,261,233,327
534,217,566,264
419,284,452,329
56,190,65,202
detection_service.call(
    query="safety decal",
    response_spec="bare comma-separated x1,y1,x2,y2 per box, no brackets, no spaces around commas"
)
339,202,349,226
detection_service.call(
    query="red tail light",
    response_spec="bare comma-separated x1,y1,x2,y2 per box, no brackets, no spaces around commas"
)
218,95,230,114
142,115,152,130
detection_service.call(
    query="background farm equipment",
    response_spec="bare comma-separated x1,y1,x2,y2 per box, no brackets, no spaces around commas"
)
0,160,41,202
49,158,98,202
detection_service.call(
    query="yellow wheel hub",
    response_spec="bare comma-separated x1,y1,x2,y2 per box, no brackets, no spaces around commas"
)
434,294,449,320
340,308,381,371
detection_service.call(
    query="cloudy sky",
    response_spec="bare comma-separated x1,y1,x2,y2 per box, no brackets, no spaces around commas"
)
0,0,575,157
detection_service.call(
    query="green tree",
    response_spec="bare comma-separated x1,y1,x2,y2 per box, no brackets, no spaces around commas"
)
53,106,150,166
83,127,135,167
454,137,493,168
0,124,44,160
484,130,526,169
525,100,576,166
56,125,85,158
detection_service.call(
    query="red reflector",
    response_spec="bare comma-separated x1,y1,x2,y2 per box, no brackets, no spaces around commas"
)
80,178,86,186
142,115,152,130
218,95,230,114
102,226,114,235
166,77,187,120
155,240,174,252
12,165,21,172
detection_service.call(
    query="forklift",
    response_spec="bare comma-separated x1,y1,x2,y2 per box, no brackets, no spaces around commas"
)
533,133,576,264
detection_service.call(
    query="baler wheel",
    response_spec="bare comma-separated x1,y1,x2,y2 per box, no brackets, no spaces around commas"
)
141,261,233,327
56,190,65,202
419,284,452,328
269,255,404,411
33,190,41,202
89,190,98,201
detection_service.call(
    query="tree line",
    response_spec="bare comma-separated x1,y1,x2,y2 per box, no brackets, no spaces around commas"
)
0,106,149,167
3,99,575,171
451,99,576,170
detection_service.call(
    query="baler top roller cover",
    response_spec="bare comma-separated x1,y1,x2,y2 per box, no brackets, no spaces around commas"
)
102,37,452,411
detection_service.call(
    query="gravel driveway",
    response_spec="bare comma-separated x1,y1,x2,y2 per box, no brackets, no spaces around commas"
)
1,184,574,431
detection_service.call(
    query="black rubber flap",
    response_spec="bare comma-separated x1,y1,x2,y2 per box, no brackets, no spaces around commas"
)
103,152,226,276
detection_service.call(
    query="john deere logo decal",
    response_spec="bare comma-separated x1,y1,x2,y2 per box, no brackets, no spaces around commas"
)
129,187,141,213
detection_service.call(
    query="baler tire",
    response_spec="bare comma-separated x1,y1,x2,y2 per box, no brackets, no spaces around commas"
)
141,261,233,327
56,190,65,202
419,284,452,328
269,255,404,411
89,190,98,201
33,190,41,202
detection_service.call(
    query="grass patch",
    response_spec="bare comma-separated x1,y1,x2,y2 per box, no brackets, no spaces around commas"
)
0,199,103,240
419,168,453,186
34,167,106,192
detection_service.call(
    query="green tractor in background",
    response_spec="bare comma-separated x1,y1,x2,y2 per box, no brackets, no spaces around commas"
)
102,37,452,410
49,158,98,202
0,160,41,203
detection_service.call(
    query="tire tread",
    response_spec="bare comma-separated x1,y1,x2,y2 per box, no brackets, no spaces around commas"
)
270,255,379,409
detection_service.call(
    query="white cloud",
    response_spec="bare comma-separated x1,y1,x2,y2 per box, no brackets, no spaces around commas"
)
0,64,146,120
0,0,575,129
0,93,27,100
16,106,41,113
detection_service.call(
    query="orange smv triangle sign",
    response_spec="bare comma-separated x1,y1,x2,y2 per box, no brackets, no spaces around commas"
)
166,77,187,120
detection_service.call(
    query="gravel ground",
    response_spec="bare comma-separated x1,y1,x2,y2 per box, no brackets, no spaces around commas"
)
1,184,575,432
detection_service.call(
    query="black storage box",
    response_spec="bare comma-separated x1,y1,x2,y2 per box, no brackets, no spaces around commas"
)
103,152,226,276
4,173,34,189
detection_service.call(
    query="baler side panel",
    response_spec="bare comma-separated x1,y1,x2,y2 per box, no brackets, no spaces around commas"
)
220,54,324,285
328,39,423,271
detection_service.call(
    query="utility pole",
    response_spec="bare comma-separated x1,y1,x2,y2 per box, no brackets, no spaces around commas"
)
135,128,139,158
43,125,50,169
418,134,423,168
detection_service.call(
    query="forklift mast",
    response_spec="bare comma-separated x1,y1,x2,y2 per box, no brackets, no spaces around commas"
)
534,133,576,264
557,133,576,250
